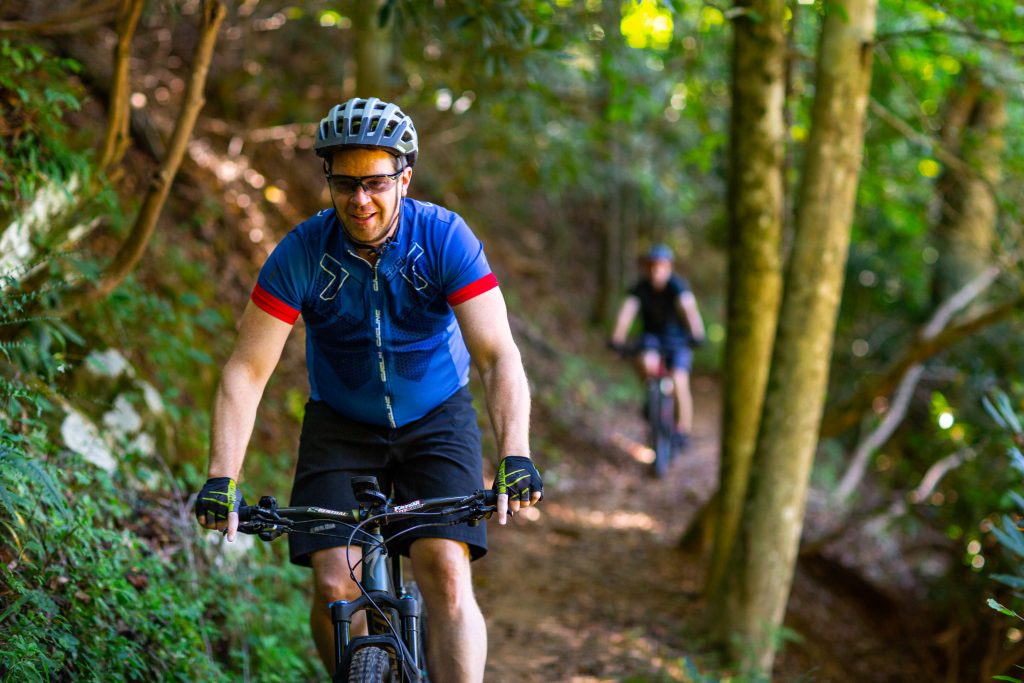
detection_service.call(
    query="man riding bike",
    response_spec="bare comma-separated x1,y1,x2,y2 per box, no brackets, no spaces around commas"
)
610,243,706,451
193,97,542,683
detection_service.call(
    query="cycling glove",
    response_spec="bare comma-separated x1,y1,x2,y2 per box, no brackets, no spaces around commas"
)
493,456,543,503
195,477,245,526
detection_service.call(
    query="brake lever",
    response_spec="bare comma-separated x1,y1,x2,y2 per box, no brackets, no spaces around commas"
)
259,527,287,541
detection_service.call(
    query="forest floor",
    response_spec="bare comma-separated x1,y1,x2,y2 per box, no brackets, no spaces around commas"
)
474,376,935,683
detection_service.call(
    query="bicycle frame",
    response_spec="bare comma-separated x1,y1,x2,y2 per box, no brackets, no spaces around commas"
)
330,514,425,681
238,478,495,683
642,352,677,478
646,376,675,477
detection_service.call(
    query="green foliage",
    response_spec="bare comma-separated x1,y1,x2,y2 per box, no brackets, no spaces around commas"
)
0,277,318,682
0,39,90,217
79,243,233,465
984,389,1024,682
984,390,1024,580
0,445,321,682
1,451,214,681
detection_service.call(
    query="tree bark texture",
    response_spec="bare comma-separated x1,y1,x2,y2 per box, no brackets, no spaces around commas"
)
723,0,877,675
705,0,786,603
932,71,1006,305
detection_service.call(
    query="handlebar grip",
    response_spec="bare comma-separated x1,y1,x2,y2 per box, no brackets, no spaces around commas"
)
482,489,497,506
237,505,253,522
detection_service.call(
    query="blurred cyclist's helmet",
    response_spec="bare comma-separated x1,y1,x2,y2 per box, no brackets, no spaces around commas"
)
647,244,674,262
315,97,419,167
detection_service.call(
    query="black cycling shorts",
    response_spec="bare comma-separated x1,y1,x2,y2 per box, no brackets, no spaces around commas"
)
287,386,487,566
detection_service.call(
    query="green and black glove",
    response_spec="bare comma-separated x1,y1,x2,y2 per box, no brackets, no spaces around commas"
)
492,456,543,503
194,477,245,527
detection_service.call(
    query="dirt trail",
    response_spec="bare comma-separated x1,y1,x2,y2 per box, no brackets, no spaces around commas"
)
474,377,931,682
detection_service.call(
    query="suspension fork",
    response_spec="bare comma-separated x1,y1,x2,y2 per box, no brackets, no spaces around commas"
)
330,524,390,668
329,526,424,673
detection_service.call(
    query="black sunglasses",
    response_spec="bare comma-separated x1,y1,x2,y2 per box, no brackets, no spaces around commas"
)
325,171,404,196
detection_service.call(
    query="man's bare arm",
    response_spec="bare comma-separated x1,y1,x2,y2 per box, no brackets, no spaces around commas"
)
454,287,538,523
453,287,531,460
678,291,705,340
610,295,640,346
203,301,292,538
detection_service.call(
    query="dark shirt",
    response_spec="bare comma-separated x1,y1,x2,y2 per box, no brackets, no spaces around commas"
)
629,274,691,338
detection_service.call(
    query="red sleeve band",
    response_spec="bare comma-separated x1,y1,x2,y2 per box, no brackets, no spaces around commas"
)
252,283,300,324
447,273,499,307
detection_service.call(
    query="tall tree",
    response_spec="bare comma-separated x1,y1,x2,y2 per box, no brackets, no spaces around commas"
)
932,70,1006,305
705,0,786,602
351,0,390,96
717,0,878,674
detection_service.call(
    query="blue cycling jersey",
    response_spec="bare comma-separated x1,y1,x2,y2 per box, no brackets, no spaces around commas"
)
251,198,497,428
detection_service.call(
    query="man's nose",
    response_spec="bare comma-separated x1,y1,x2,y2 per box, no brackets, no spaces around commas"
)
350,183,372,203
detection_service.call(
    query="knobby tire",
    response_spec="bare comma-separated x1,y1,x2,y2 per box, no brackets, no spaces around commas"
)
648,380,673,478
347,646,395,683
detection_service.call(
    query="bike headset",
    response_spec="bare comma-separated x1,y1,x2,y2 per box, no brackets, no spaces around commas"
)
315,97,419,258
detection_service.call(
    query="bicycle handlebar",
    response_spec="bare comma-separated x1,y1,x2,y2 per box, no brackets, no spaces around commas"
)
236,488,498,541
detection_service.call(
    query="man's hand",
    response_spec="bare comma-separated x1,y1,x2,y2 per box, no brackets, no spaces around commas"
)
492,455,543,525
194,477,246,542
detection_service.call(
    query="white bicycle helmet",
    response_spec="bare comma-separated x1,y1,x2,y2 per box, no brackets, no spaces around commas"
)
315,97,418,167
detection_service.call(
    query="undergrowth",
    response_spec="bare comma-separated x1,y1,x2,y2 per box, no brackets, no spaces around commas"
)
0,268,320,682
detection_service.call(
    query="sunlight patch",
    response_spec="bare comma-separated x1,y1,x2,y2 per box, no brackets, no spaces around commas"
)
611,431,655,464
575,508,659,532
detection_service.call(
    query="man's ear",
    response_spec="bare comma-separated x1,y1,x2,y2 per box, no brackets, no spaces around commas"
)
401,167,413,196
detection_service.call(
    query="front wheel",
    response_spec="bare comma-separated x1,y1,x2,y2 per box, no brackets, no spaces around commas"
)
648,378,674,478
653,423,673,478
347,646,395,683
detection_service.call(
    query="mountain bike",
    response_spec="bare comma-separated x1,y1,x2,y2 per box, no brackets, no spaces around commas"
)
237,476,497,683
610,341,678,478
644,355,677,479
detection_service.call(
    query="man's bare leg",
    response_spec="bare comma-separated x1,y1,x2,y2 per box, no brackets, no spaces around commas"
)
309,547,367,676
410,538,486,683
673,368,693,435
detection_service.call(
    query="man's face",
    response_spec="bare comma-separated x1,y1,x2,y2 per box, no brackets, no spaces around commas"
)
646,258,672,290
329,148,412,247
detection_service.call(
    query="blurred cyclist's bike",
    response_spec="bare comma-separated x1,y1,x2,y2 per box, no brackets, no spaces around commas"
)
609,342,679,478
238,476,496,683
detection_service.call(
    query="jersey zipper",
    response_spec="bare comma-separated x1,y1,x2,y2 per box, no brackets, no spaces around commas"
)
351,248,398,429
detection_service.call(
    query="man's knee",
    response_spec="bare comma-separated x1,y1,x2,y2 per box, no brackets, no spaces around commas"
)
410,539,473,606
639,350,661,377
310,547,362,602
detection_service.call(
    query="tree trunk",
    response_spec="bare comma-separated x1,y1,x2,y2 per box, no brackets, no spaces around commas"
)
820,84,1007,439
591,16,627,327
98,0,144,171
705,0,786,604
932,71,1005,305
351,0,390,96
719,0,877,675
